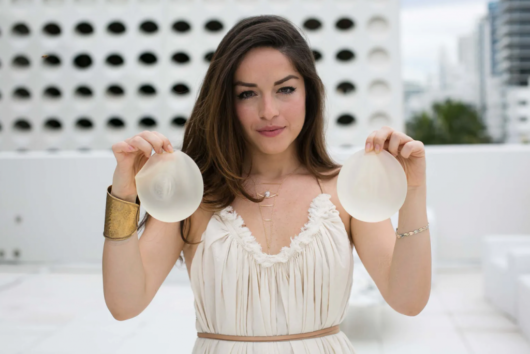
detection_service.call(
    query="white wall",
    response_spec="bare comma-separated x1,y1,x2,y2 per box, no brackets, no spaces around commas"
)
330,144,530,266
0,0,403,150
1,144,529,266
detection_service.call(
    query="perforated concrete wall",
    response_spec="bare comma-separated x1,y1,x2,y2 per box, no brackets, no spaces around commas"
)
0,0,402,152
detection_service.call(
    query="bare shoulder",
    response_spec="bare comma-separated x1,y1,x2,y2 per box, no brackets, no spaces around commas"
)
319,166,353,246
183,201,215,248
319,166,342,192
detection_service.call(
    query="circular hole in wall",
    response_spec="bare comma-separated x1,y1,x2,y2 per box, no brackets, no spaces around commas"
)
13,118,32,132
303,18,322,31
369,112,392,129
13,87,31,99
312,50,322,62
139,20,158,33
205,19,223,32
75,22,94,35
138,84,156,96
139,116,157,128
367,16,389,40
172,52,190,64
171,116,187,127
336,82,356,94
368,80,391,104
107,116,126,129
106,84,125,96
44,117,63,131
172,20,191,33
43,23,61,36
75,85,93,97
107,21,126,34
73,54,93,68
43,54,61,67
12,23,31,36
336,114,356,126
12,55,30,68
368,48,390,70
204,51,215,62
336,18,355,31
336,49,355,62
139,52,157,65
106,54,124,66
75,117,94,130
43,86,62,98
171,83,190,95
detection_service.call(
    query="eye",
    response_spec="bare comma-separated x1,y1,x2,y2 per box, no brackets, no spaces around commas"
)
237,86,297,100
237,91,254,100
279,86,296,94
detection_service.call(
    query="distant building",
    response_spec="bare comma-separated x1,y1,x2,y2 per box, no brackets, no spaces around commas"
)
478,7,505,143
494,0,530,143
404,0,530,144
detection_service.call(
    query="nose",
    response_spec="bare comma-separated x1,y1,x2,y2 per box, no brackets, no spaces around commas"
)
258,92,280,120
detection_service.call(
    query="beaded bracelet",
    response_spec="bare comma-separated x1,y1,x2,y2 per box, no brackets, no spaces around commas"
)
395,223,429,239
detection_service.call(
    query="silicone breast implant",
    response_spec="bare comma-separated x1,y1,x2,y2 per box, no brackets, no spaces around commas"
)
135,150,204,223
337,148,408,223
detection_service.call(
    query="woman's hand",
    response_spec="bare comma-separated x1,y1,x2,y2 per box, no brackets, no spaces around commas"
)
111,131,174,200
365,126,426,189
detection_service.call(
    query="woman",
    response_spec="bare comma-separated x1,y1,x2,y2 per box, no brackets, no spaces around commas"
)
103,15,431,353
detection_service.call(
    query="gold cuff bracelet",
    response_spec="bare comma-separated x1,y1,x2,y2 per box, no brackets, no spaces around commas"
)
103,185,141,241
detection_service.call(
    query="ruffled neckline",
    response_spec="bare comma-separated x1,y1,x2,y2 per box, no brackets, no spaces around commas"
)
216,193,339,267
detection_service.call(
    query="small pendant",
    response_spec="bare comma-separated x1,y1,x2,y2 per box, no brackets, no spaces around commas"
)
264,191,270,197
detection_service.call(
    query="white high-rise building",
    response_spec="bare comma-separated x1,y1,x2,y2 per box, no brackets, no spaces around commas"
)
0,0,402,152
477,7,505,143
493,0,530,143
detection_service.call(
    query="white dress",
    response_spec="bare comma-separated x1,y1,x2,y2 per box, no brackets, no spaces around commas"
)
189,183,357,354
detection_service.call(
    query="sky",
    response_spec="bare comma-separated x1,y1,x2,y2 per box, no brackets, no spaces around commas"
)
400,0,492,84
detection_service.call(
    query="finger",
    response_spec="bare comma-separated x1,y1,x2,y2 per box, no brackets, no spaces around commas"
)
151,131,173,152
365,131,377,152
387,131,413,156
127,135,156,158
387,131,402,156
112,141,136,154
373,126,394,153
138,130,165,154
400,140,423,159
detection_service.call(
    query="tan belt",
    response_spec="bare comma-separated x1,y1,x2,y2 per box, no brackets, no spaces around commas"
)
197,324,340,342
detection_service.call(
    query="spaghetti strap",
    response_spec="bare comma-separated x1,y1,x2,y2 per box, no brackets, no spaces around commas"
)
316,176,324,194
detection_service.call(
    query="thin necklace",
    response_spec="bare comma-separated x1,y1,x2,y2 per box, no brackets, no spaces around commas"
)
250,163,303,254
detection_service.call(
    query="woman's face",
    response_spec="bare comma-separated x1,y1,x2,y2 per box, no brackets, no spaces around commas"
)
233,47,306,155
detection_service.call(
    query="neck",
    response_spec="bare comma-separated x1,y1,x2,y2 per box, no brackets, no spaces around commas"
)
242,144,302,181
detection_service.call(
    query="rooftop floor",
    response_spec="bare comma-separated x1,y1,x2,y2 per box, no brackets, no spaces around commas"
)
1,265,529,354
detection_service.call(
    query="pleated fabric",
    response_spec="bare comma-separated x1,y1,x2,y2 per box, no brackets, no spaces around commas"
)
189,193,357,353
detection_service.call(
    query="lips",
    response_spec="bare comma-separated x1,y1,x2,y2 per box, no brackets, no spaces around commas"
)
258,126,285,132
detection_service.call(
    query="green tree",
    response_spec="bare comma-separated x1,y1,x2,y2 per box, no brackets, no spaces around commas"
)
406,99,493,144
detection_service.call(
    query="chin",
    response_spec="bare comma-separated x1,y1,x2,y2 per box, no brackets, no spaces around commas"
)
251,138,288,153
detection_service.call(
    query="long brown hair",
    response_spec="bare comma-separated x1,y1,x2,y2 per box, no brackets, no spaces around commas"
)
137,14,342,266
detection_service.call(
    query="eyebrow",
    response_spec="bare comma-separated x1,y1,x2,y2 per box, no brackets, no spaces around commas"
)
233,74,299,88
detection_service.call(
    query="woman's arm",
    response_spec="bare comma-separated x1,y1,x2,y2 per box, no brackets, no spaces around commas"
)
389,183,431,316
102,191,184,321
353,125,431,316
